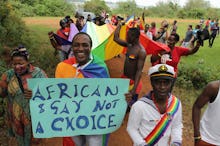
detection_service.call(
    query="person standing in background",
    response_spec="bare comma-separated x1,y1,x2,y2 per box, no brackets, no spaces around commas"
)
127,64,183,146
181,25,194,48
0,46,47,146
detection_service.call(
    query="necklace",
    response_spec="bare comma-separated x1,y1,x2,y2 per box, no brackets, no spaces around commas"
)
152,93,168,114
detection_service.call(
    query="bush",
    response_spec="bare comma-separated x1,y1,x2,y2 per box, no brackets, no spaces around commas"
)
9,1,35,16
0,1,33,48
176,60,212,89
8,0,75,17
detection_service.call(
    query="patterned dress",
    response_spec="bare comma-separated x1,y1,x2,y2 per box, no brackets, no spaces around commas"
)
1,65,47,146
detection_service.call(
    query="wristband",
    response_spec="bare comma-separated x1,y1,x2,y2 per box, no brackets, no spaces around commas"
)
194,136,201,140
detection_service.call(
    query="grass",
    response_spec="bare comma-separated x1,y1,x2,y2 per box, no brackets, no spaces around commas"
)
25,24,60,77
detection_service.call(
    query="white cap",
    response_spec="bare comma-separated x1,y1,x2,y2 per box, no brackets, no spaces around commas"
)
148,64,175,79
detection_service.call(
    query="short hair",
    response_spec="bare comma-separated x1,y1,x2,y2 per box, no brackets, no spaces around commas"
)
171,33,180,42
151,22,156,27
59,19,66,26
145,24,150,28
128,27,140,38
65,15,71,19
72,32,92,48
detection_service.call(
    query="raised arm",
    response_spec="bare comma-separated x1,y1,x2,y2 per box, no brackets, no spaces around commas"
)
113,24,127,47
48,31,62,54
187,40,201,55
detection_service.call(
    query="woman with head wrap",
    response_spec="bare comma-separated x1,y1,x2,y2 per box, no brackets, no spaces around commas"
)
0,45,47,146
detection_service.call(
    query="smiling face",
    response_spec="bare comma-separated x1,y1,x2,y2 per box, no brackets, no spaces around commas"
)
12,56,29,75
72,33,92,66
167,35,176,49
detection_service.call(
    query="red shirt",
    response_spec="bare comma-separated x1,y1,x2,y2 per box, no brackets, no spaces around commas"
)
56,27,70,40
152,46,189,77
149,27,157,37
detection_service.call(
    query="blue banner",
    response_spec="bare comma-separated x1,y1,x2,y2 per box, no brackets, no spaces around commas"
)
28,78,129,138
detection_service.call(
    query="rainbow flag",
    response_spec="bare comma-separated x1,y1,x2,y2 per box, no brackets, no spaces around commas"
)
56,55,109,78
80,22,126,60
81,21,170,61
144,95,180,146
53,23,79,46
53,34,72,45
68,23,79,42
81,22,115,50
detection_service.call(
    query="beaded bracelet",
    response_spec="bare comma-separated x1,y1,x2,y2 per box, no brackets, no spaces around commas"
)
194,136,201,140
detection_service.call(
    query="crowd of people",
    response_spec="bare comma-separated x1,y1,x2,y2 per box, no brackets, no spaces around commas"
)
0,11,220,146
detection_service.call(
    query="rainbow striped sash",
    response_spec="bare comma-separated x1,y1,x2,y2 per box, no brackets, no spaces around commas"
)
144,95,180,146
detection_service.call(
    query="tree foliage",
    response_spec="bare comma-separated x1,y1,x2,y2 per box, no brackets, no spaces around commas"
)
84,0,110,16
0,0,31,48
8,0,75,16
112,1,142,16
184,0,210,10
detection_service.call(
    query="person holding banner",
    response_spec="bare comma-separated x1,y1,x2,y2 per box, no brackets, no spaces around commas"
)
55,32,110,146
113,23,147,110
127,64,183,146
0,46,47,146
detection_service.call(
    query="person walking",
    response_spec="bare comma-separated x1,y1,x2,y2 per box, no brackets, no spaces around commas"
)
113,23,146,109
151,33,201,77
55,32,110,146
154,20,169,44
181,25,194,48
127,64,183,146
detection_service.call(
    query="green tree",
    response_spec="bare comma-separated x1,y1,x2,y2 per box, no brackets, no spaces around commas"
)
205,8,220,19
148,1,180,18
111,0,143,18
8,0,75,16
17,0,40,6
184,0,211,10
183,0,211,18
84,0,110,16
0,0,31,47
42,0,75,16
177,9,187,19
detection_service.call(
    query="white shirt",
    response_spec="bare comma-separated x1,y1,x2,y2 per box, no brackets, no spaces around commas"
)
145,31,153,40
200,84,220,145
127,93,183,146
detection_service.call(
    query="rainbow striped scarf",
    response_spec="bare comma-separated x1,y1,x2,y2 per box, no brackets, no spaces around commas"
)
62,54,110,78
144,95,180,146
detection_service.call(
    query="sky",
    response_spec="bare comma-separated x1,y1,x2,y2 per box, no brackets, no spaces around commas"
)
105,0,220,8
